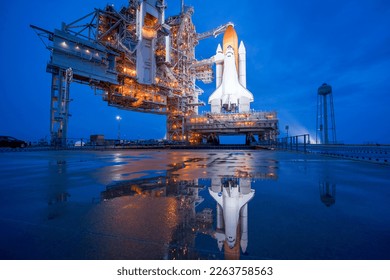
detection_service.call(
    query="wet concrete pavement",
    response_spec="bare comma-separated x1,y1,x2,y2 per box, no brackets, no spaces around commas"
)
0,149,389,259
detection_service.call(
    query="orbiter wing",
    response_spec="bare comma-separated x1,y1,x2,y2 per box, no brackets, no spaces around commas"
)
238,189,255,209
208,85,223,103
208,188,223,207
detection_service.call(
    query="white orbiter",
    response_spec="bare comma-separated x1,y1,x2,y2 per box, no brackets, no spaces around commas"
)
208,25,254,113
209,179,255,251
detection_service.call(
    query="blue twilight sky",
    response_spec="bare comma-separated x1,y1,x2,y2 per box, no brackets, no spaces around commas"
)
1,0,390,144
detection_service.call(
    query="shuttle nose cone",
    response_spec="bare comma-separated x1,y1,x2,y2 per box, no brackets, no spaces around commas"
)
227,236,236,248
225,45,234,57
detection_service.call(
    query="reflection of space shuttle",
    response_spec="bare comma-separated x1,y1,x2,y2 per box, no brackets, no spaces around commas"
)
209,178,254,251
209,25,254,113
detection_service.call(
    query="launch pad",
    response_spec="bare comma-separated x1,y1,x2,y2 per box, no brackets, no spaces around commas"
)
31,0,278,146
186,112,278,144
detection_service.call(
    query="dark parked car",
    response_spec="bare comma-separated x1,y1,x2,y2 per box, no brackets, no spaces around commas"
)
0,136,28,148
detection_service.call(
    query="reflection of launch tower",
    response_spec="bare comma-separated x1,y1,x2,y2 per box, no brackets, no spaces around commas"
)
316,83,337,144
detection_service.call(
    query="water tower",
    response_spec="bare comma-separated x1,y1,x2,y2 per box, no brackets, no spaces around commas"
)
316,83,337,144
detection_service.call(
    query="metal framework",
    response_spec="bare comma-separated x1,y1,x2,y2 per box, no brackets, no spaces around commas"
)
186,112,279,144
31,0,278,145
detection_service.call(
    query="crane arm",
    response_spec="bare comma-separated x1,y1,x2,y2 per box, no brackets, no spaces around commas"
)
196,22,234,41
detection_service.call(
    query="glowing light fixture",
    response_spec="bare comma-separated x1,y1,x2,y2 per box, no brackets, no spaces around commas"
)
116,116,122,140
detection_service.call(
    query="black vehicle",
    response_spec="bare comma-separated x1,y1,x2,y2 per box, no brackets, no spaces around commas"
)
0,136,28,148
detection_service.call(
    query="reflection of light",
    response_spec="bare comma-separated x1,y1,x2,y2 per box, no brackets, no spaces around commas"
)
61,41,67,47
113,153,122,163
165,198,179,227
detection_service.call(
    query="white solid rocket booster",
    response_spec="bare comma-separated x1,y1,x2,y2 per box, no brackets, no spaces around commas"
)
215,44,224,88
238,41,246,88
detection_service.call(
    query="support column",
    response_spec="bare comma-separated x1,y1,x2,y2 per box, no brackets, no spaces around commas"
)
50,68,72,147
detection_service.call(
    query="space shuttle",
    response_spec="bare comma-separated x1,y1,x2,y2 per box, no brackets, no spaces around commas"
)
209,179,255,251
209,25,254,113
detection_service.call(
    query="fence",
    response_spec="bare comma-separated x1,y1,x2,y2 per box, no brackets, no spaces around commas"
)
275,134,310,153
272,134,390,165
307,144,390,165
